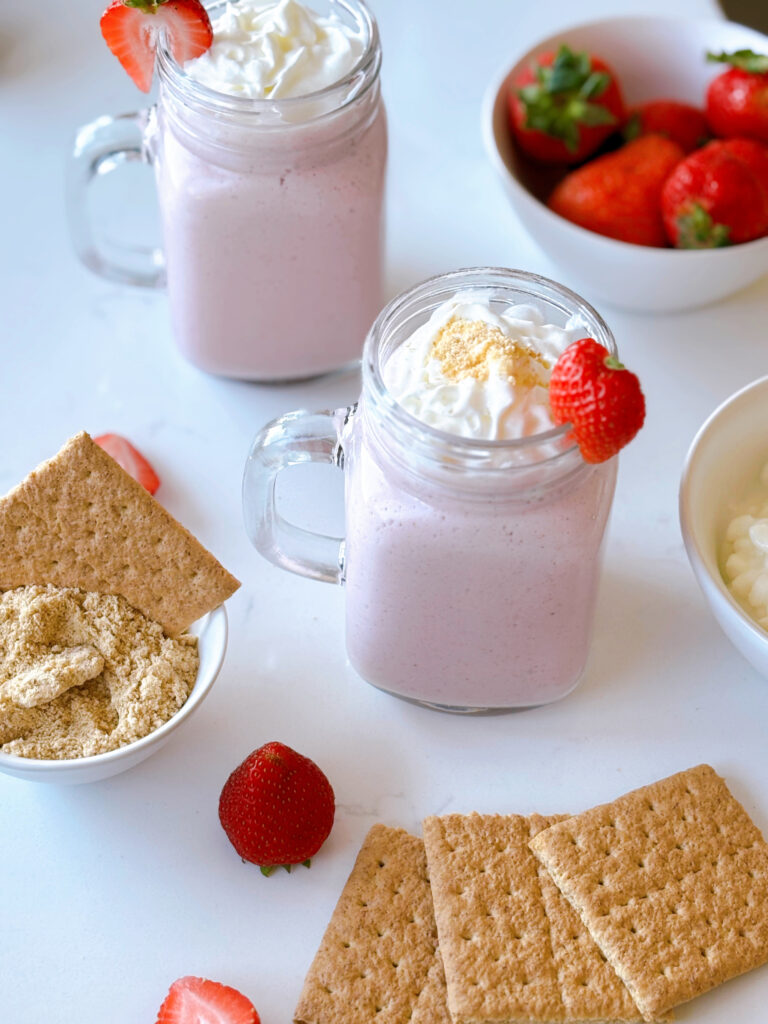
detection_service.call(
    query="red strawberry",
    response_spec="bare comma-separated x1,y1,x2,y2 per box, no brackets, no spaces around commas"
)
509,45,625,164
661,138,768,247
219,741,335,876
94,433,160,494
100,0,213,93
706,50,768,144
549,338,645,464
156,976,260,1024
624,100,709,153
548,134,684,246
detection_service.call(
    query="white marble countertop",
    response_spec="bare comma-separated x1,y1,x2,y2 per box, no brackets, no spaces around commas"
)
4,0,768,1021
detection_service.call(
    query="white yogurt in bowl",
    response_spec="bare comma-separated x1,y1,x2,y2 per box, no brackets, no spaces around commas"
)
722,461,768,632
680,376,768,681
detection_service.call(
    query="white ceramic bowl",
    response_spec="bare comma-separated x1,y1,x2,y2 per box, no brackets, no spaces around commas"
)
482,16,768,313
0,605,228,784
680,377,768,679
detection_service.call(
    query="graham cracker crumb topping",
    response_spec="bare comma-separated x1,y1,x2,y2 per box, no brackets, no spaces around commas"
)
431,317,551,388
0,585,198,760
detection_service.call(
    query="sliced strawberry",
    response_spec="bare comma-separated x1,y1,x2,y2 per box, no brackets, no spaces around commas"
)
100,0,213,94
94,433,161,494
156,976,260,1024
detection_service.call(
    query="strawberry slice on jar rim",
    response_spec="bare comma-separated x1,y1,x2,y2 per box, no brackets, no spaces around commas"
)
100,0,213,92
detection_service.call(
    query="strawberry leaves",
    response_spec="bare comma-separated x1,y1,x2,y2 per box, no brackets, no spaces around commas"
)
517,45,618,151
707,49,768,74
676,202,731,249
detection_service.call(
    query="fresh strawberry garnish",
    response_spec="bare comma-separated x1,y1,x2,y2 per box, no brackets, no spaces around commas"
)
549,338,645,464
548,134,685,247
94,433,160,494
100,0,213,93
509,45,625,164
624,100,709,153
219,741,335,876
155,976,260,1024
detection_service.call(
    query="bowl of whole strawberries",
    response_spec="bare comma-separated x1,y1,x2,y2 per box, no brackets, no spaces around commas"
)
482,16,768,312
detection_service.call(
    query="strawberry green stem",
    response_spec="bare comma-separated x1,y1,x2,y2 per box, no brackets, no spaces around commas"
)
676,203,731,249
518,44,617,152
706,48,768,74
123,0,168,12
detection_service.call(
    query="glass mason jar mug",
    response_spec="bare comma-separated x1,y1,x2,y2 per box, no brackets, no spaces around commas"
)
244,268,618,712
68,0,387,382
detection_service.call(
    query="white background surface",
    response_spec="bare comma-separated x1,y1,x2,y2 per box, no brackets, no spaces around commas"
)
3,0,768,1021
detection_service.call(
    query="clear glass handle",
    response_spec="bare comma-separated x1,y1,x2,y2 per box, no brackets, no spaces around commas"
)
243,407,353,584
67,110,165,288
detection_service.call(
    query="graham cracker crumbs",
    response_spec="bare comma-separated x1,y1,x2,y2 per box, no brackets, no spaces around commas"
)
431,317,551,388
0,585,199,760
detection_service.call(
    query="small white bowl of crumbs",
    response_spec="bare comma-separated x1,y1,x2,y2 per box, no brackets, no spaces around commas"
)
0,599,227,784
0,430,239,784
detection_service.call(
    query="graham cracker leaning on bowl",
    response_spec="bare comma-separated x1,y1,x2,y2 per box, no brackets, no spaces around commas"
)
529,764,768,1021
294,824,451,1024
422,812,649,1023
0,432,239,635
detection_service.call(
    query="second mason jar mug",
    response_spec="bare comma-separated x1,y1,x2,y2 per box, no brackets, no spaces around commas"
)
243,268,619,712
68,0,387,382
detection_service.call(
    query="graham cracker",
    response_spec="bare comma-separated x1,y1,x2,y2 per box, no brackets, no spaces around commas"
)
0,432,239,635
294,824,451,1024
422,812,647,1023
529,765,768,1020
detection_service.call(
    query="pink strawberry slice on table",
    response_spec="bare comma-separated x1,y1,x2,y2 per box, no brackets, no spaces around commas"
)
93,433,161,494
155,976,261,1024
100,0,213,93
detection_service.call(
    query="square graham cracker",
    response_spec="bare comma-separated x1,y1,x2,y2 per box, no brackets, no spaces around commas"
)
294,824,451,1024
529,765,768,1020
422,812,648,1023
0,432,239,635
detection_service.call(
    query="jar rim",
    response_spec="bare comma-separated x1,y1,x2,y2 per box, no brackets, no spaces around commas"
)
156,0,381,122
362,266,618,467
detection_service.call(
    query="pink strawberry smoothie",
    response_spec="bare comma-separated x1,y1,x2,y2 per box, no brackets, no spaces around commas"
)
343,441,616,709
341,287,618,710
153,0,386,380
155,105,386,379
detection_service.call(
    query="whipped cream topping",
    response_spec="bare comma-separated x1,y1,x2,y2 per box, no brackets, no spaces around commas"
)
184,0,364,99
723,460,768,631
381,291,586,441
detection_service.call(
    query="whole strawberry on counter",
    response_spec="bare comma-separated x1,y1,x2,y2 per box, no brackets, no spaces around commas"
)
509,44,625,164
662,138,768,247
624,100,709,153
219,741,335,876
549,339,645,465
548,134,684,246
101,0,213,93
706,49,768,144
